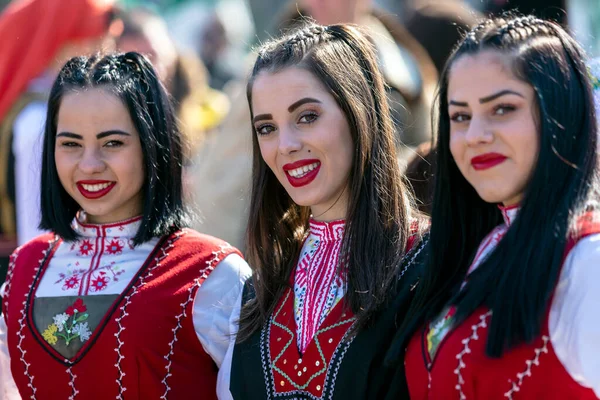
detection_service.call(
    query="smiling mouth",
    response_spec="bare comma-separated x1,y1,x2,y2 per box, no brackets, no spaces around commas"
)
287,162,320,178
283,161,321,188
76,181,116,199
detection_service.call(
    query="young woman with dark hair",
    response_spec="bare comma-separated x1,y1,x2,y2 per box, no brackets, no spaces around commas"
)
228,23,427,399
387,15,600,399
0,52,251,399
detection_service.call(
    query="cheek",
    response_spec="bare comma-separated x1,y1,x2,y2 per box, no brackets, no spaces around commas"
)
448,134,463,164
257,140,278,171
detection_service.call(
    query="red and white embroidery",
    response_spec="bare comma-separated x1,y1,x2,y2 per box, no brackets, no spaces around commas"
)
161,237,232,399
504,336,550,399
454,311,492,400
294,219,346,354
114,232,182,399
36,216,159,298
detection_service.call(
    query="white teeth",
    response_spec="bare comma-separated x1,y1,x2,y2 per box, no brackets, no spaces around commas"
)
288,162,319,178
81,183,111,192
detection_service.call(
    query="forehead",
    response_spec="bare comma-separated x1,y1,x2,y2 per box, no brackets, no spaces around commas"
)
251,67,331,111
448,51,532,99
57,88,136,133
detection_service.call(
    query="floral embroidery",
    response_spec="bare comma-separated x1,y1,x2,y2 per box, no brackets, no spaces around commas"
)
427,307,456,359
44,299,92,346
90,273,110,292
78,240,94,256
106,239,124,255
63,275,82,290
42,324,58,345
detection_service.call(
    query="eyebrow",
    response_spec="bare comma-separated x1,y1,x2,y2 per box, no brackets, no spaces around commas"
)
449,90,525,107
288,97,321,112
252,114,272,124
56,130,131,139
252,97,323,124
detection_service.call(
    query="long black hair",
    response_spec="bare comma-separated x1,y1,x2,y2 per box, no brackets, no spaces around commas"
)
390,15,598,360
39,52,188,245
238,23,418,340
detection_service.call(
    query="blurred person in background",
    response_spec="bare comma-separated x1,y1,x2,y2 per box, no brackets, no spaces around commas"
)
402,0,481,73
0,0,121,285
117,7,230,201
197,12,238,91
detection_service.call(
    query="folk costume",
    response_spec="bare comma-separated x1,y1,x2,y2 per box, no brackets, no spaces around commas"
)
404,205,600,399
230,219,427,399
0,215,251,399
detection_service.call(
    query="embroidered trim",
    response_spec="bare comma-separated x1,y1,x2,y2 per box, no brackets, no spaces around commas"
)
322,326,356,399
262,289,356,399
454,311,492,400
16,239,56,399
398,237,428,281
160,238,233,399
504,336,550,399
2,244,22,325
114,232,182,399
67,366,79,399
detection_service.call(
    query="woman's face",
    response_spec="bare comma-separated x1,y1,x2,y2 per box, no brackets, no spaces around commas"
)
55,88,145,224
447,51,539,206
251,67,354,221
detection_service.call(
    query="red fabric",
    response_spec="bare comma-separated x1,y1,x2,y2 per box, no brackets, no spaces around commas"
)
404,216,600,399
3,230,240,399
0,0,114,121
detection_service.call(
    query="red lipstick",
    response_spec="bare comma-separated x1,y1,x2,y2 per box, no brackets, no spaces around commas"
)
282,159,321,188
76,180,116,199
470,153,507,171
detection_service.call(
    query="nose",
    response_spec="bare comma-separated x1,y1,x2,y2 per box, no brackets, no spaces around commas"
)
278,126,302,155
78,148,106,174
464,116,493,146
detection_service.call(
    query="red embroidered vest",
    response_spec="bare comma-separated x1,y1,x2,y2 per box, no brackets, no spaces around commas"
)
2,229,240,399
404,215,600,400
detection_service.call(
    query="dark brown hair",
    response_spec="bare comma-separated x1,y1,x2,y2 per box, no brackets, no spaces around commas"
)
238,23,417,340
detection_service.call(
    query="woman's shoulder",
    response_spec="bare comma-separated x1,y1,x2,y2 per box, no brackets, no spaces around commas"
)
171,228,241,251
12,232,57,257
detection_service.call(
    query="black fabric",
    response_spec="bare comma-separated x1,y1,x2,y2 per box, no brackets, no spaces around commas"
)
230,238,429,400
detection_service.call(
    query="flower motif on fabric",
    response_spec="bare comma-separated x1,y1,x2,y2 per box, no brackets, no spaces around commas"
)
105,239,124,255
427,307,456,359
63,275,82,290
90,272,110,292
42,324,58,345
44,298,92,346
78,240,94,256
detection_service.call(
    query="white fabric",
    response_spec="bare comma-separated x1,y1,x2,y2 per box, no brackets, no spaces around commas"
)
194,253,251,399
12,102,47,245
0,250,251,400
549,233,600,397
35,217,159,297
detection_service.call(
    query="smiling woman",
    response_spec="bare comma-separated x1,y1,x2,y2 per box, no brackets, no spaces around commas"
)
388,15,600,400
54,89,145,224
229,23,427,400
0,52,251,399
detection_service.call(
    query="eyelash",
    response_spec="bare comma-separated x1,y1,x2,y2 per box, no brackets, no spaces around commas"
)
449,104,517,122
58,140,125,148
254,111,320,136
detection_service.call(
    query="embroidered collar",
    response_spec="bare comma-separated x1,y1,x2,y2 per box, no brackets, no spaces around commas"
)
308,218,345,242
498,204,519,227
72,213,142,238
